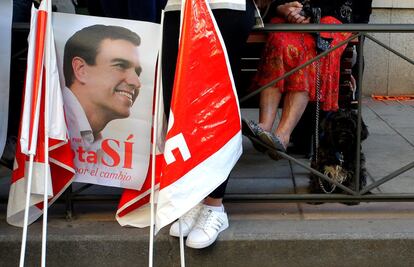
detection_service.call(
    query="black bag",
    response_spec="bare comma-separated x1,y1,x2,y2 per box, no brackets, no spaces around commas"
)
299,0,333,53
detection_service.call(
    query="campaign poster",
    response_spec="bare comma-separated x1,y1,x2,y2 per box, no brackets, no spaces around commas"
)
53,13,161,190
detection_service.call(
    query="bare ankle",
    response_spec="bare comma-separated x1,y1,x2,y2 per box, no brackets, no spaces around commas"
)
274,132,289,147
203,197,223,207
258,123,272,132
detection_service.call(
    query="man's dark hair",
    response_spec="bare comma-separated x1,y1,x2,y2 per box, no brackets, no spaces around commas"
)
63,24,141,87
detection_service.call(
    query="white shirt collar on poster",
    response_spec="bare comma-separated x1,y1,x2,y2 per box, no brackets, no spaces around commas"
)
62,87,102,149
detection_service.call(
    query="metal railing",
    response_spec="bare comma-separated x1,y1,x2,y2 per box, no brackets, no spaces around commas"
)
227,23,414,203
5,23,414,218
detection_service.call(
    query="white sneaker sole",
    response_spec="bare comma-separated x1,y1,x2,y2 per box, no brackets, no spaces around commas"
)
169,204,204,237
185,221,229,249
169,227,190,238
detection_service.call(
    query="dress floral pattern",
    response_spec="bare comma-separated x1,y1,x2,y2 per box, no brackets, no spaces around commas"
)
253,16,351,111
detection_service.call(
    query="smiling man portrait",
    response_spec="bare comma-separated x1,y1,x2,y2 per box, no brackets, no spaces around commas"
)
63,24,142,147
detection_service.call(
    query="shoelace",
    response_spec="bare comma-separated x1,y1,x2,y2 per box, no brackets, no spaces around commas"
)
195,209,223,232
181,205,201,225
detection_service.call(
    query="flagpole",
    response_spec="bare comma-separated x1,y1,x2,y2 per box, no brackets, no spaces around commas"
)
178,1,186,266
41,1,52,266
19,154,35,267
19,2,47,266
149,10,165,267
179,218,186,267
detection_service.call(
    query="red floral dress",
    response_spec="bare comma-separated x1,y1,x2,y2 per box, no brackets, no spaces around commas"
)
253,16,351,111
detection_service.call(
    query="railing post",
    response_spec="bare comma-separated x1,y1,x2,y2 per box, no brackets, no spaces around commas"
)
355,34,365,194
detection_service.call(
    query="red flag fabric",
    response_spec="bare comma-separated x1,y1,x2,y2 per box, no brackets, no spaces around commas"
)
19,3,47,155
116,57,166,227
116,154,163,227
116,0,243,229
155,0,242,232
7,3,75,227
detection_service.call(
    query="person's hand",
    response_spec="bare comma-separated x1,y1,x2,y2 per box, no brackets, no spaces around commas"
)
276,1,310,24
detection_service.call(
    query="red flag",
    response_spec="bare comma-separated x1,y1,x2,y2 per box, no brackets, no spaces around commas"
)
7,3,75,227
116,57,166,227
116,0,242,229
116,154,163,227
155,0,242,232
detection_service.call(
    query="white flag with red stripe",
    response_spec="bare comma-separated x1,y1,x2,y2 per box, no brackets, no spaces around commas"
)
155,0,242,232
19,4,45,156
7,2,75,227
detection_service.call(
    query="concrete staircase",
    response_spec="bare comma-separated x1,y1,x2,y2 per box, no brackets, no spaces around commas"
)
1,99,414,266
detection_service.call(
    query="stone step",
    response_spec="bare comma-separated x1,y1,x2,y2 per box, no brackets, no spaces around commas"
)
2,202,414,267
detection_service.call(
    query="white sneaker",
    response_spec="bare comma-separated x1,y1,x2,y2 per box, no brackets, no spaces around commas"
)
169,203,203,237
185,206,229,249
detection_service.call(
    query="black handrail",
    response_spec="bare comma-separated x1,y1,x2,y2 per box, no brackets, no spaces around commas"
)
5,23,414,218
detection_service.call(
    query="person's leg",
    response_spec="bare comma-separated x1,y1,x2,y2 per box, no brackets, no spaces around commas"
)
274,90,309,148
170,1,255,249
204,0,255,205
258,86,282,132
204,178,229,206
185,179,229,249
161,11,181,118
169,172,230,244
247,30,293,140
13,0,32,23
212,1,256,93
185,1,255,249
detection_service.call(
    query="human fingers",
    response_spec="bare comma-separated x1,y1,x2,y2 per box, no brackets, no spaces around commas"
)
295,15,307,24
286,7,300,19
302,17,311,24
287,9,305,23
286,11,297,23
286,1,303,8
279,4,302,19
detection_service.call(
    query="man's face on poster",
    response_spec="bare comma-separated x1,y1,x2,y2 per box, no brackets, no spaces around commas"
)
81,39,142,119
